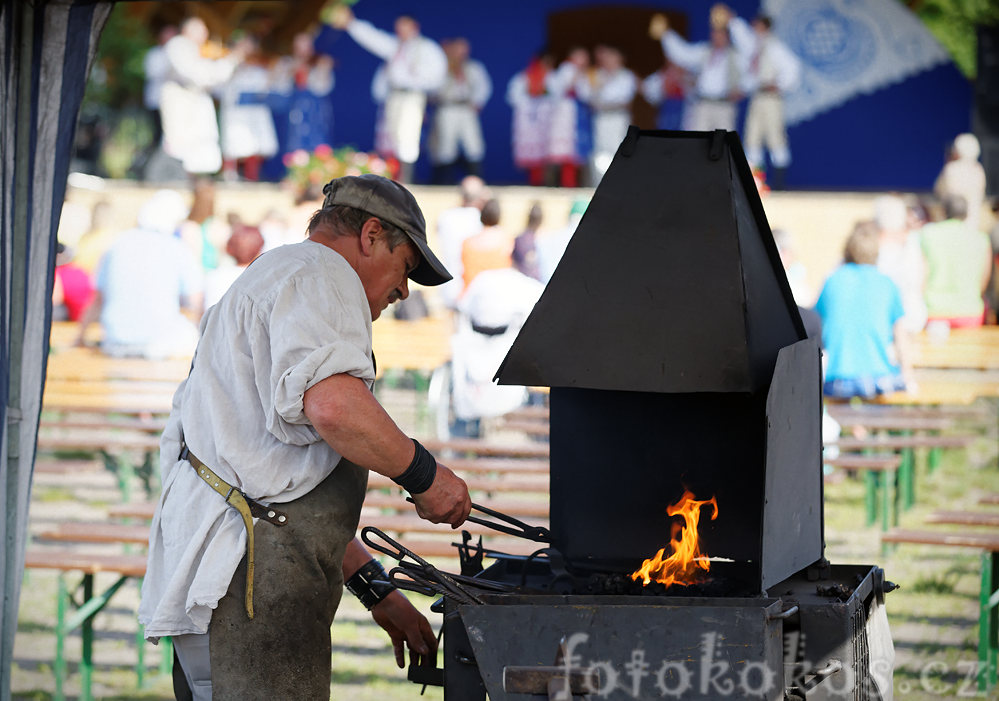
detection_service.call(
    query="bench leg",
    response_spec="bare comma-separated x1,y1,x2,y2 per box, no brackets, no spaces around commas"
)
981,551,999,692
881,470,893,533
80,574,94,701
928,445,942,473
137,624,145,689
55,575,67,701
900,448,915,510
864,470,877,526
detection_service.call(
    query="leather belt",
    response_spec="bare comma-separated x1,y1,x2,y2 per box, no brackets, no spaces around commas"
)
180,442,289,619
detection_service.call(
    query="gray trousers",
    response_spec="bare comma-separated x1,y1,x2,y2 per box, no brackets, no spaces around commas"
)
176,460,368,699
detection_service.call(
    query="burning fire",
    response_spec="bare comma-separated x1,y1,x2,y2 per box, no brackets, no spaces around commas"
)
631,490,718,587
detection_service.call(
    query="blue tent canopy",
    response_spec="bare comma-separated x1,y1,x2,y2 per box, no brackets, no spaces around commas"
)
1,2,112,697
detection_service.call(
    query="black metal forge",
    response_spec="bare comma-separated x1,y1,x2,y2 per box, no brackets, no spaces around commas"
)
399,129,895,700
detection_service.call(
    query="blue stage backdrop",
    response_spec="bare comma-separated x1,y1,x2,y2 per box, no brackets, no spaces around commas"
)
313,0,971,190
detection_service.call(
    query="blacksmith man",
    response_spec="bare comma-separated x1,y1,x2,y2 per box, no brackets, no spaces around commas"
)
139,174,472,698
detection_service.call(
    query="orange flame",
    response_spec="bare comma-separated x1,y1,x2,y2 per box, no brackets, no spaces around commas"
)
630,490,718,587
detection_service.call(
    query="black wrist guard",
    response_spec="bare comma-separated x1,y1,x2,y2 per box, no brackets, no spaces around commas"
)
345,559,395,610
392,439,437,494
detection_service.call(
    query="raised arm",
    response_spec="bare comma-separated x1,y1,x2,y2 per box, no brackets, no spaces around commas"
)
345,18,399,61
661,30,708,73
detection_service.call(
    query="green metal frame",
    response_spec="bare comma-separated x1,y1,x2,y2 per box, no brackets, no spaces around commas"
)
980,551,999,692
52,573,171,701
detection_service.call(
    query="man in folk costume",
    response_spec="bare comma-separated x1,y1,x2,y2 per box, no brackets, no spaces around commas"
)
576,45,637,183
139,174,472,698
160,17,249,175
650,9,746,132
716,4,802,187
429,38,493,184
507,51,556,186
332,6,447,183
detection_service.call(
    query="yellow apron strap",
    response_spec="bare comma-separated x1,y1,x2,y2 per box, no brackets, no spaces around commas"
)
225,491,256,619
185,448,258,619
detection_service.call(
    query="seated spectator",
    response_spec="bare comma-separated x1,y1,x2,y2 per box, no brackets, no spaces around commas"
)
773,227,811,305
874,194,926,333
178,177,229,273
921,194,991,328
512,202,544,281
205,224,265,307
436,175,489,309
935,133,986,231
76,190,203,360
451,266,544,437
460,198,512,290
73,199,118,279
814,221,912,399
537,197,588,283
52,243,95,322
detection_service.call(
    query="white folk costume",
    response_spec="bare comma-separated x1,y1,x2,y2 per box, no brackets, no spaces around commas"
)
160,34,240,174
430,58,492,167
346,19,446,165
661,29,744,132
576,66,637,181
218,63,279,162
728,17,801,169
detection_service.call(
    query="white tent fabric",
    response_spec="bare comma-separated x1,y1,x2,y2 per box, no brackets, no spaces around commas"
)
1,2,111,697
764,0,950,126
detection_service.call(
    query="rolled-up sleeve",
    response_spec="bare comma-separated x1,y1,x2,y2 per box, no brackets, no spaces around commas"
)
253,273,374,443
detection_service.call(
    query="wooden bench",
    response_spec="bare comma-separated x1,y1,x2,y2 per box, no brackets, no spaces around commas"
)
35,432,161,502
823,454,903,532
880,529,999,691
22,549,160,701
34,458,104,476
927,511,999,528
371,315,452,378
423,438,550,459
39,416,168,434
829,433,977,510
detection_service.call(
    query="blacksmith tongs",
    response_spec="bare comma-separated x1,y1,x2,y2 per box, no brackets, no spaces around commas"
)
405,497,552,543
361,526,484,605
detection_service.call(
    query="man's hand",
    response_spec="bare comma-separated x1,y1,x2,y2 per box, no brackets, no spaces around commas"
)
370,589,438,669
326,3,354,29
411,463,471,528
648,13,668,41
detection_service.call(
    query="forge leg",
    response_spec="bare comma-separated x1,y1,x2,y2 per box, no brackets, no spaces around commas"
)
443,601,486,700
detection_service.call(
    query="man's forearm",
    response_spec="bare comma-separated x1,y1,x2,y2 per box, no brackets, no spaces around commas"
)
303,372,415,479
343,537,375,580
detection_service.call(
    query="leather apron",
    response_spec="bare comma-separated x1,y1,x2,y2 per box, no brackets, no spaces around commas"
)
208,459,368,698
